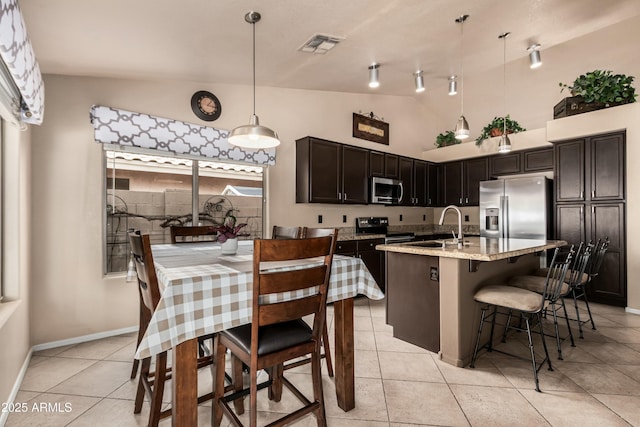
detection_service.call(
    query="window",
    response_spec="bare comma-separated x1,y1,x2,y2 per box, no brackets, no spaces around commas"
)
104,150,264,274
0,120,3,301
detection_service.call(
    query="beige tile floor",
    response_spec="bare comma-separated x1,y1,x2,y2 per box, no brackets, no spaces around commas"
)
6,298,640,426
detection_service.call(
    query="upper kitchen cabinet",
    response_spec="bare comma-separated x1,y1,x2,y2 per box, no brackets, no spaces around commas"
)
296,136,369,204
398,157,427,206
427,163,440,207
370,151,401,179
489,148,554,177
443,158,487,206
555,132,625,202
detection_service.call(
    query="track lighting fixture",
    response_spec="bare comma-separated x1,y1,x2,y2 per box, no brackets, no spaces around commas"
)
527,43,542,69
368,64,379,88
448,76,457,96
414,71,425,93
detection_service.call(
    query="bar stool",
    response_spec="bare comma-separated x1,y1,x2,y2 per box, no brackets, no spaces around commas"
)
572,238,609,338
470,248,571,392
507,244,591,360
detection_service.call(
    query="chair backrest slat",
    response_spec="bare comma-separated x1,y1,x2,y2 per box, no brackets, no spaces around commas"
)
302,227,336,238
271,226,303,240
252,235,337,347
588,238,609,279
543,248,572,301
170,225,217,244
566,242,592,287
128,231,161,312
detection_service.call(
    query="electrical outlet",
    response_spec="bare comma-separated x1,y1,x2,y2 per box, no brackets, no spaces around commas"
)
423,214,426,221
464,215,469,222
318,215,323,224
342,215,347,223
430,266,439,281
399,214,403,222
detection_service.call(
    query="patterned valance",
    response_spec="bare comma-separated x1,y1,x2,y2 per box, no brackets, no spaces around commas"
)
0,0,44,125
90,105,276,166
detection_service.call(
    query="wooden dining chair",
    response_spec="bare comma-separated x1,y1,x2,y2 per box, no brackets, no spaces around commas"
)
212,235,337,427
170,225,217,243
128,231,215,426
271,225,302,239
281,227,340,377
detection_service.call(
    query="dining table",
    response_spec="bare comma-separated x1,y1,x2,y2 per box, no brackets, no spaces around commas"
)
134,239,384,427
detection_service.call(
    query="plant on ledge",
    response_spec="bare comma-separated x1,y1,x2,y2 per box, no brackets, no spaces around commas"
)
435,130,459,148
209,213,247,243
559,69,637,106
475,115,525,146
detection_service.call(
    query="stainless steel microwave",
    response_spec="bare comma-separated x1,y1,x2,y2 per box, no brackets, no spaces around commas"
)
370,177,403,205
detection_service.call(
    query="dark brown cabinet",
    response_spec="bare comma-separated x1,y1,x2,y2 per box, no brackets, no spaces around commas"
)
489,148,554,177
427,163,440,207
489,152,521,176
386,252,440,352
334,239,385,292
554,131,626,306
523,148,554,172
296,137,368,204
398,157,427,206
442,158,487,206
385,154,399,179
369,151,385,177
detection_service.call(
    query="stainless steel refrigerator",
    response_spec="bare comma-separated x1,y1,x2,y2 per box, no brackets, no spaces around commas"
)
479,176,552,240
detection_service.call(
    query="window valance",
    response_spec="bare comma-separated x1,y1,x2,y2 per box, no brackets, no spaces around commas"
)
90,105,276,166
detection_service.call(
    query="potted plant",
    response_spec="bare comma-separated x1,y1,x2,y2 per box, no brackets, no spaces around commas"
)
209,213,247,254
475,115,525,146
435,130,459,148
555,70,636,118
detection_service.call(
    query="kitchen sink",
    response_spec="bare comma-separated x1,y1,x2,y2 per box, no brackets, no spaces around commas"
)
409,241,444,248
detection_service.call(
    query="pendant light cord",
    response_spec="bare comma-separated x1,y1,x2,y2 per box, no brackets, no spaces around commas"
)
252,20,256,116
500,32,510,134
460,19,464,116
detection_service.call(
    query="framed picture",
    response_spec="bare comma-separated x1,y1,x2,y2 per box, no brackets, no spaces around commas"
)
352,113,389,145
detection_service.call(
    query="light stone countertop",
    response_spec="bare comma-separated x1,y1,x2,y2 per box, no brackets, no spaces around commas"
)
376,237,567,261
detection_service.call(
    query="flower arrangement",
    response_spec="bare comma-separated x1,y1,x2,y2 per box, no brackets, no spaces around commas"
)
209,214,247,243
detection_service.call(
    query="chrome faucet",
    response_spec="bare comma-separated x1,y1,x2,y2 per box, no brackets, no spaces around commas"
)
439,205,464,247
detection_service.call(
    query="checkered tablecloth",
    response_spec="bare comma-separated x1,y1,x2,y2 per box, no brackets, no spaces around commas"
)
135,241,384,359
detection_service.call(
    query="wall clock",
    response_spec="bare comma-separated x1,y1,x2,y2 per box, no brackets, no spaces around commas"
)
191,90,221,121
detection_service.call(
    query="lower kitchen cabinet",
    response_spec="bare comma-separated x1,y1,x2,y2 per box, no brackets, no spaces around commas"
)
385,252,439,352
335,239,385,292
555,202,626,306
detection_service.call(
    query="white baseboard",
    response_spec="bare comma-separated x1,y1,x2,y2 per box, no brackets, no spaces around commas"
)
0,348,33,427
31,325,138,352
625,306,640,316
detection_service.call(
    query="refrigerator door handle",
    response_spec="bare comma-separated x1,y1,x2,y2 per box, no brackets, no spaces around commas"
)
503,196,509,238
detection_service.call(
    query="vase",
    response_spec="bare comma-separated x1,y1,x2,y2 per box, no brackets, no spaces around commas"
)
220,238,238,255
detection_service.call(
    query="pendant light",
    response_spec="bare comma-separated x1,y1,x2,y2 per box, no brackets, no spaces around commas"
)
228,11,280,149
454,15,470,140
498,32,512,153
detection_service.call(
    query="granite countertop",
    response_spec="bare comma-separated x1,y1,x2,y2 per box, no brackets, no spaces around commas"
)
376,237,567,261
336,226,480,242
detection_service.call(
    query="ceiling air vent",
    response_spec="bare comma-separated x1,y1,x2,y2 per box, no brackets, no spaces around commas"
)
298,33,344,54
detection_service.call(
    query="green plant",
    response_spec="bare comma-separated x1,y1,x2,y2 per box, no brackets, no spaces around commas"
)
435,130,459,148
475,115,525,146
559,70,637,105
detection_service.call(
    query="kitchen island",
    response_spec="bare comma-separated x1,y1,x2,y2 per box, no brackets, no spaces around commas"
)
376,237,566,367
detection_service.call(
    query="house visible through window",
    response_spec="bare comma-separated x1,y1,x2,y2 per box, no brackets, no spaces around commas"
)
104,150,264,274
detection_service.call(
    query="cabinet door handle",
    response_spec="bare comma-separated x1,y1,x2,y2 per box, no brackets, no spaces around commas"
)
465,197,469,204
459,197,463,204
592,206,595,215
338,192,342,200
580,190,584,199
591,190,595,199
428,198,432,205
344,192,347,200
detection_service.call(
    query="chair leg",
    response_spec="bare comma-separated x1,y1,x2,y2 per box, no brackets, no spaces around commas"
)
134,357,151,414
130,358,140,380
537,312,553,373
311,347,327,427
501,309,513,343
212,339,227,427
322,323,334,377
232,356,245,415
470,306,488,368
582,287,597,331
250,364,259,427
550,302,563,360
561,297,575,347
487,305,497,352
524,315,541,392
148,351,168,427
572,288,585,339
